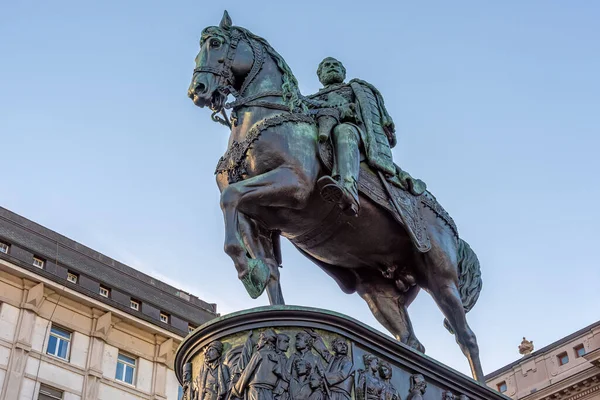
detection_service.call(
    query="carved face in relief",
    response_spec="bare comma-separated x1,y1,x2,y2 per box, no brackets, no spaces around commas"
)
277,334,290,353
332,338,348,355
183,363,193,383
443,391,455,400
370,358,379,372
295,332,312,351
379,362,392,380
310,373,323,389
317,57,346,87
204,342,223,363
364,354,380,372
295,359,312,376
411,374,427,392
258,329,278,350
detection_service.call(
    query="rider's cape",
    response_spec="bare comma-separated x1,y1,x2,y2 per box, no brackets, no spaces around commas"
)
348,79,397,176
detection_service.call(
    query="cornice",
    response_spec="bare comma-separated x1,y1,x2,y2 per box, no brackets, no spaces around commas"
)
521,369,600,400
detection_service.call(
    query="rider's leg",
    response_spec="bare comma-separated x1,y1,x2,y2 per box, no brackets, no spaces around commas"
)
333,123,360,198
320,123,360,215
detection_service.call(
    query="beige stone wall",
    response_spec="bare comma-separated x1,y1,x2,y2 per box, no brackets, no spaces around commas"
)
486,325,600,400
0,259,183,400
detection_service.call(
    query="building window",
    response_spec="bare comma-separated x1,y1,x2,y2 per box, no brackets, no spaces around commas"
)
188,324,196,333
67,272,78,284
575,344,586,358
38,384,63,400
160,312,170,324
130,299,140,311
47,325,71,360
0,242,9,254
497,381,507,393
558,352,569,366
33,256,45,268
116,353,136,385
99,286,110,298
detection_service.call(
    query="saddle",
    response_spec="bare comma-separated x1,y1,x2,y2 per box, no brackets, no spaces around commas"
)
317,140,457,253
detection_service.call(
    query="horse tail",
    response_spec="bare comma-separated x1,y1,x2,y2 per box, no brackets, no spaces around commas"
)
443,238,482,335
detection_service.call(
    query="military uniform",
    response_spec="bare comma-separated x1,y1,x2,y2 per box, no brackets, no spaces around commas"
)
309,77,398,215
198,359,230,400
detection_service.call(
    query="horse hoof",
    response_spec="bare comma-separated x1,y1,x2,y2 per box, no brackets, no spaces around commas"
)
408,338,426,353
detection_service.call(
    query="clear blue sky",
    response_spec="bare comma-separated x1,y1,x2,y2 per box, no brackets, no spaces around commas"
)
1,0,599,377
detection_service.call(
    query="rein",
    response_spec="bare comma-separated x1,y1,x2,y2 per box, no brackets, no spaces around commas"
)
193,28,292,128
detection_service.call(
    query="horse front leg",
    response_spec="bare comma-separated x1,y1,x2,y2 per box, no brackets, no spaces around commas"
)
243,215,285,305
220,166,314,301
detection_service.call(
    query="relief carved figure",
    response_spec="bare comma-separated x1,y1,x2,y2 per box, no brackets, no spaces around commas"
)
406,374,427,400
274,334,292,400
378,361,400,400
310,334,354,400
356,354,385,400
233,329,284,400
290,358,314,400
288,331,321,381
442,391,455,400
183,362,198,400
198,341,231,400
308,373,327,400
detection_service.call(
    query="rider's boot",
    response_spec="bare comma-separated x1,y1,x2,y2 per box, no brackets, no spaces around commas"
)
318,124,360,216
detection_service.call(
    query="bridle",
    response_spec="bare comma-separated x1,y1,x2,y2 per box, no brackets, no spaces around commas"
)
193,27,289,128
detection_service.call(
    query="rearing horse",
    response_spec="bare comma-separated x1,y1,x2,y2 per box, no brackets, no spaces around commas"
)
188,11,485,381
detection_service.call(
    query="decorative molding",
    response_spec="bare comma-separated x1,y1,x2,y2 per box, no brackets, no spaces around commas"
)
566,383,600,400
22,281,44,313
93,311,113,340
535,372,600,400
156,338,175,367
522,357,538,377
541,380,600,400
583,348,600,369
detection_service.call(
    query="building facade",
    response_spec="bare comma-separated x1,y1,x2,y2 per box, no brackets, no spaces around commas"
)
0,207,218,400
486,322,600,400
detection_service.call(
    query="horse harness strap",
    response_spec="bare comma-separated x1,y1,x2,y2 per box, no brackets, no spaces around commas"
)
194,29,242,90
225,90,286,111
195,27,290,125
239,36,263,96
215,113,314,184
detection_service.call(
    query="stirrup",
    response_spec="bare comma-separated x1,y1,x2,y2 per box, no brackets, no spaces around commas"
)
317,176,359,216
318,176,344,204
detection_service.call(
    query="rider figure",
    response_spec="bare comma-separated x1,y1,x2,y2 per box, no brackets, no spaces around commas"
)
310,57,398,216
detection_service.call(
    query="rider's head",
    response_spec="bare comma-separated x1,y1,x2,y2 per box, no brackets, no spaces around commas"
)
317,57,346,86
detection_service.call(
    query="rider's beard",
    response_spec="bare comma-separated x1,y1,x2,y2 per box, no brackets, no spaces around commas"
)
320,70,345,86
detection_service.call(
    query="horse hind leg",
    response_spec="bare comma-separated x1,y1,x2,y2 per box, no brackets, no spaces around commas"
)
421,247,484,381
356,276,424,353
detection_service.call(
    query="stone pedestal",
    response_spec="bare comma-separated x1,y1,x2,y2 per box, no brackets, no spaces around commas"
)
175,306,504,400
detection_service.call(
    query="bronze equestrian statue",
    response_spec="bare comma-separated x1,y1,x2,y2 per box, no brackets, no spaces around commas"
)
187,11,485,381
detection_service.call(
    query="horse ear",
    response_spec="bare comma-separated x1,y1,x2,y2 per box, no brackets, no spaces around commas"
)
220,10,232,30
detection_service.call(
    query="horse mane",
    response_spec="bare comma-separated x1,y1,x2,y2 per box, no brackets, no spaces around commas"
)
202,25,305,112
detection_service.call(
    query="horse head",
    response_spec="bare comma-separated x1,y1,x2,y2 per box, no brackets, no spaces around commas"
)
188,11,255,112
